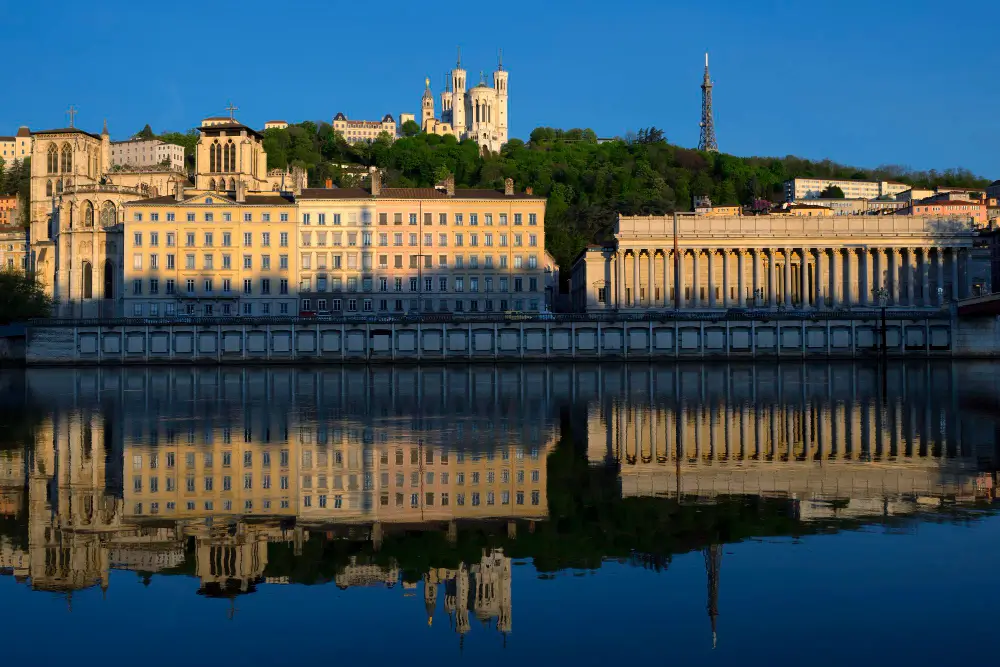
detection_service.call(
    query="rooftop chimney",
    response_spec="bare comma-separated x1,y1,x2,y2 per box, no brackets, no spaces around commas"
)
370,167,382,196
325,178,333,189
525,186,534,196
236,180,246,204
174,181,184,202
504,178,514,196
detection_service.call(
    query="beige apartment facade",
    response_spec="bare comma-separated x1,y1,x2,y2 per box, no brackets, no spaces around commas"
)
332,113,396,143
110,137,185,170
122,190,298,318
570,214,980,312
0,126,32,164
297,175,548,315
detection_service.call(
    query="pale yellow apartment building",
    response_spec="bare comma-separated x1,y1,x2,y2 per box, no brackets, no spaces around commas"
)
297,173,548,315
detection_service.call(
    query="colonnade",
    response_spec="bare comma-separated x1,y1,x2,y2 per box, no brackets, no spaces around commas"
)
612,246,969,309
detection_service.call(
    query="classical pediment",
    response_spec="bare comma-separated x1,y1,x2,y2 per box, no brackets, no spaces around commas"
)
178,192,236,206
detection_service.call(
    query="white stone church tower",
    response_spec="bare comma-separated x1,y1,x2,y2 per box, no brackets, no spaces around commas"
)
421,49,509,153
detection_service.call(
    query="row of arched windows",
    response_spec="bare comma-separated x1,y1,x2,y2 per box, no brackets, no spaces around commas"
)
46,144,73,174
45,179,72,197
79,200,117,228
474,101,492,124
80,260,115,300
209,139,237,173
208,178,235,191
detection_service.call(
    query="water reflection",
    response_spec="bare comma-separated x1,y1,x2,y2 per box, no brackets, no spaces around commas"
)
0,363,997,647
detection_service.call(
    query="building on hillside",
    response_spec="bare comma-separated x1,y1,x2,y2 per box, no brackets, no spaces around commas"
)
783,178,909,202
773,202,833,217
398,113,416,131
295,173,548,316
419,51,509,153
986,180,1000,200
263,120,288,130
895,199,986,226
0,194,18,226
0,127,32,164
195,117,305,194
790,198,906,215
896,187,935,202
332,113,396,144
110,138,185,170
569,213,980,313
0,226,27,270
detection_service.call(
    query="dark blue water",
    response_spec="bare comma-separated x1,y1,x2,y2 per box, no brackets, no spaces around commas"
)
0,363,997,666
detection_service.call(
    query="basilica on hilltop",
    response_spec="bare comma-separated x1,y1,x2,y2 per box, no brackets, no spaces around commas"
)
420,50,509,153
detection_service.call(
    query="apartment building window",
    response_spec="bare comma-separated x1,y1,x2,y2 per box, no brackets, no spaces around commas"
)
166,213,175,222
223,278,231,293
243,279,252,294
439,277,448,292
279,254,288,269
455,233,463,247
261,213,271,222
514,213,522,225
262,232,271,247
280,232,288,247
204,232,214,247
243,255,252,270
165,279,175,295
223,212,231,222
183,254,194,270
455,213,463,226
280,213,288,222
166,232,175,247
242,232,252,246
597,287,608,304
221,254,231,269
470,213,478,226
529,213,537,225
394,277,402,292
149,278,159,295
261,278,271,294
222,232,231,247
261,255,271,270
204,278,213,293
529,234,538,247
186,213,195,222
205,213,214,222
379,213,387,225
499,213,507,225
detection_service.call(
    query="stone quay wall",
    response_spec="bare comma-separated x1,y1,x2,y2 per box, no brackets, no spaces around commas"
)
20,314,968,365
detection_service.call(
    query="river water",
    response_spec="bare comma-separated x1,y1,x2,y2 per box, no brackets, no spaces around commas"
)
0,363,997,666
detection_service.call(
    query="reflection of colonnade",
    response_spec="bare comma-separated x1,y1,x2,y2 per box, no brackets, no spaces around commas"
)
585,364,995,505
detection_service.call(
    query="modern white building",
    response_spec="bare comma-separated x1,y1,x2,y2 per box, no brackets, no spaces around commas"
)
783,178,909,202
110,138,185,170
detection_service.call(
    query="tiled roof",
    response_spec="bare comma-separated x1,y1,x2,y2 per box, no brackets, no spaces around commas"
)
131,192,294,206
31,127,103,140
196,122,263,139
299,187,371,199
0,136,14,142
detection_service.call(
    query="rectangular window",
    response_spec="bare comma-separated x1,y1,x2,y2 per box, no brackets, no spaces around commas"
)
223,232,231,247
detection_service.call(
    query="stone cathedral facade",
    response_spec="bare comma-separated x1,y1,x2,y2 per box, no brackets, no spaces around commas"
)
421,52,509,153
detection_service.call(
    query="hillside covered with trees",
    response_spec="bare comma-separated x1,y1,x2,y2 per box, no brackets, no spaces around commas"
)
149,122,991,273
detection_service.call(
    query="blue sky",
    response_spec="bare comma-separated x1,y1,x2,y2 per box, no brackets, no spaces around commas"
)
5,0,997,176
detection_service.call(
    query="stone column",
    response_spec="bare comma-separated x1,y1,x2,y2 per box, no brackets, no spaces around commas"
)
815,248,825,308
950,248,959,301
722,250,730,308
830,248,841,307
737,249,746,307
615,252,623,308
752,249,761,307
920,247,930,307
799,248,808,309
663,251,671,307
783,248,792,307
906,247,916,306
707,250,716,308
843,248,854,307
632,250,640,307
767,249,776,308
675,250,685,309
692,250,700,308
936,249,944,307
885,248,903,306
647,250,654,307
862,248,873,306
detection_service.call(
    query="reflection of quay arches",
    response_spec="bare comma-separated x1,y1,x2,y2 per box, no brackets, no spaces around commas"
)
103,260,115,299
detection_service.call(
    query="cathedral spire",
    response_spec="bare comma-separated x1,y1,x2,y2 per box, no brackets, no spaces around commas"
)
102,118,108,136
456,45,462,68
498,47,504,71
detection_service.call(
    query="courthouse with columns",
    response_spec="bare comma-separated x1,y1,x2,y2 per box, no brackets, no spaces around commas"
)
570,214,984,312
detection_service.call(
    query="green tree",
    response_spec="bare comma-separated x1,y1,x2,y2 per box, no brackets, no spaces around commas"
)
0,269,51,323
819,185,845,198
401,120,421,137
135,124,155,140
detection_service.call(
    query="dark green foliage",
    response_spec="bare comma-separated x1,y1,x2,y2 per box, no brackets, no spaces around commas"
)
820,185,845,198
0,269,51,323
135,124,155,140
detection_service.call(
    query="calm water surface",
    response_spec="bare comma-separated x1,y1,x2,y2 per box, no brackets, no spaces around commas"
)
0,363,998,666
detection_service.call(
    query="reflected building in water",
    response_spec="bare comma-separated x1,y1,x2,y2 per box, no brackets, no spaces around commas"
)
585,364,998,516
0,363,997,644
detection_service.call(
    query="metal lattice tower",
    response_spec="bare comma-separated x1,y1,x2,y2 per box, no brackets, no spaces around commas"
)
704,544,722,648
698,52,718,152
